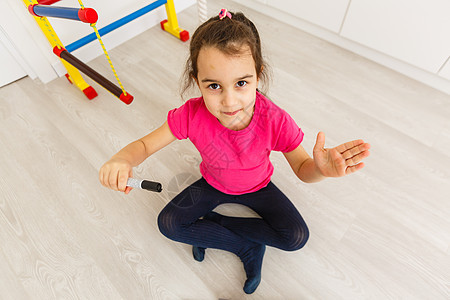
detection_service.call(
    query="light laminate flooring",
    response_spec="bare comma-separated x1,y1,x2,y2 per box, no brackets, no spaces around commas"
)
1,0,449,299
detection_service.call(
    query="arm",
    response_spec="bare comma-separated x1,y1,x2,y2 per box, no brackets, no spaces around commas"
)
283,144,325,183
99,121,176,193
283,132,371,183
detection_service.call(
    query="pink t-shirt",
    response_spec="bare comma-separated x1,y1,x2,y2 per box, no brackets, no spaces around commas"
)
167,91,304,195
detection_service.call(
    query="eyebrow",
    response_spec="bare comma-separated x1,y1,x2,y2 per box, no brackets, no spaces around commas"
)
201,74,254,83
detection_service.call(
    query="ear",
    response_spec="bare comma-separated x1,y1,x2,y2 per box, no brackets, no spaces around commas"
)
256,65,263,86
193,75,200,88
257,65,264,81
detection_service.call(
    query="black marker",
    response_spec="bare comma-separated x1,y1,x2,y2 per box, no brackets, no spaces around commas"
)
127,178,162,193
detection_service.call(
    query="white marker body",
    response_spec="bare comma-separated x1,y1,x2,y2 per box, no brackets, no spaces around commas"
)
126,178,143,189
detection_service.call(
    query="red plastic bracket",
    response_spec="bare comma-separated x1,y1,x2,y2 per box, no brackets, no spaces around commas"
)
82,86,98,100
160,20,189,42
180,30,189,42
27,4,39,17
64,73,72,84
53,46,66,57
37,0,61,4
160,19,168,30
119,92,134,105
78,8,98,24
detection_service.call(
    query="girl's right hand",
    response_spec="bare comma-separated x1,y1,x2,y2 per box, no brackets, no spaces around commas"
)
99,157,133,194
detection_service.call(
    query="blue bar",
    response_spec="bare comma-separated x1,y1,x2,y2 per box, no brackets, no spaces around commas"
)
34,5,81,21
66,0,167,52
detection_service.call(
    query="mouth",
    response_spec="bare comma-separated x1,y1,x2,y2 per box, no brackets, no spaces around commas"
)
222,109,242,116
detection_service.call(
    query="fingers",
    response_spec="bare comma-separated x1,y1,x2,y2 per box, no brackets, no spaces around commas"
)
99,159,132,193
346,149,370,167
330,140,370,177
316,133,370,158
345,162,365,175
335,139,366,154
330,148,347,177
338,142,370,160
99,164,111,189
124,186,133,195
117,169,131,192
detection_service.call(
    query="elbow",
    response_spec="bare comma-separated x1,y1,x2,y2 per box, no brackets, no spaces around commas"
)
134,139,152,161
138,139,149,156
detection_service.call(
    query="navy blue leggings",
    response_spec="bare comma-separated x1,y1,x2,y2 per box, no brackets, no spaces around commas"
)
157,178,309,256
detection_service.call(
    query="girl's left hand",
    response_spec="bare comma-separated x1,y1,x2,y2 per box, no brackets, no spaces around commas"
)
313,132,371,177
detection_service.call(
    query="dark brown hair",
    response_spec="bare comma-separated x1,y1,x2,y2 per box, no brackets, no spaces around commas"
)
181,11,270,97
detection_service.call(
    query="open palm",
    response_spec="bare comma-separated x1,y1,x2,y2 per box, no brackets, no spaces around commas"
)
313,132,371,177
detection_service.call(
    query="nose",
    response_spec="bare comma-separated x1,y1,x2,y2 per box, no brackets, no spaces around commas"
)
221,90,238,107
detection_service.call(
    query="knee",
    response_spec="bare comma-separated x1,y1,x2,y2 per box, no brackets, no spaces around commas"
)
157,209,181,240
283,223,309,251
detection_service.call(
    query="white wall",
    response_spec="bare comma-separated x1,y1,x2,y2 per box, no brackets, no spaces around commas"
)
2,0,56,83
0,34,26,88
439,59,450,81
266,0,350,33
239,0,450,95
341,0,450,74
2,0,195,83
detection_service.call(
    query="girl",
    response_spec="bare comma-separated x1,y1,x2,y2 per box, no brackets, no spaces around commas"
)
99,9,371,294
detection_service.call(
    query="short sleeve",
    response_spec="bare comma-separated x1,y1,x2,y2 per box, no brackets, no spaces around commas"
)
167,103,190,140
273,112,304,153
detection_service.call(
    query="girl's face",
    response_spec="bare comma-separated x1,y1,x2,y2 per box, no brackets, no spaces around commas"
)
196,46,259,131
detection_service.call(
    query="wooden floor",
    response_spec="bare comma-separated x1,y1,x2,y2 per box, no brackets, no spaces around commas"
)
1,0,449,299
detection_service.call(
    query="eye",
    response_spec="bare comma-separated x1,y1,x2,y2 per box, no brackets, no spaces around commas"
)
208,83,221,90
236,80,247,87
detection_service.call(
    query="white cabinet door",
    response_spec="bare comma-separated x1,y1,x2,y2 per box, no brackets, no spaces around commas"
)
267,0,350,33
341,0,450,73
0,31,26,88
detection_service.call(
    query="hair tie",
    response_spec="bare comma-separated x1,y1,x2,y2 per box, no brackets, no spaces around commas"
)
219,9,232,20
